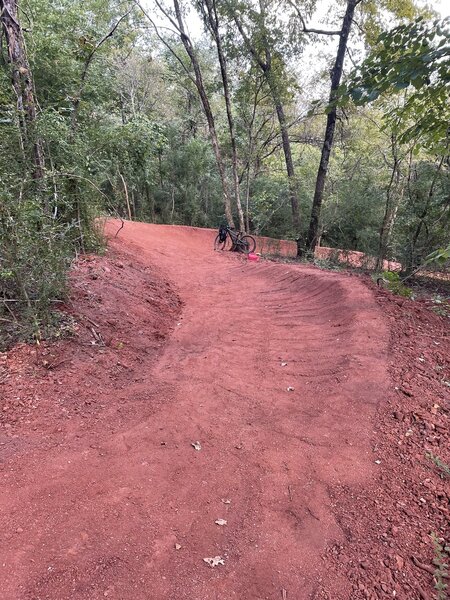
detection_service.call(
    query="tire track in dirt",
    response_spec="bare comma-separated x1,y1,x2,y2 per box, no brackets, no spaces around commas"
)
1,222,389,599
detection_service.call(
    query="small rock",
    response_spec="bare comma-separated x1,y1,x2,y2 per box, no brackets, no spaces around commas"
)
203,556,225,568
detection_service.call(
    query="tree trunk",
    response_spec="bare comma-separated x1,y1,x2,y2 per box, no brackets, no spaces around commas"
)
376,156,401,271
306,0,358,254
245,164,251,233
405,155,445,274
202,0,245,231
172,0,235,228
0,0,45,182
270,86,301,237
233,14,301,247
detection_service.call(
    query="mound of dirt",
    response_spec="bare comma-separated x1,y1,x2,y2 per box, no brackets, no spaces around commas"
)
0,248,181,441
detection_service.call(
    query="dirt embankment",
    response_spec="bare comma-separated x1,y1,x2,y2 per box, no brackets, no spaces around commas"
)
0,249,181,451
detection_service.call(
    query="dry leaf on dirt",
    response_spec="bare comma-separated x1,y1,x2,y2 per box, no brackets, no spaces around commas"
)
281,362,288,367
286,386,294,392
203,556,225,567
191,441,202,451
175,543,182,550
215,519,227,526
221,498,231,504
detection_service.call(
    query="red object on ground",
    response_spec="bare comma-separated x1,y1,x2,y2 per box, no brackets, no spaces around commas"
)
247,252,259,261
0,221,447,600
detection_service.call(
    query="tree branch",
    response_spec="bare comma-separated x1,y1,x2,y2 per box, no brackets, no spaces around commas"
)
286,0,342,36
81,7,134,85
232,12,268,72
134,0,195,84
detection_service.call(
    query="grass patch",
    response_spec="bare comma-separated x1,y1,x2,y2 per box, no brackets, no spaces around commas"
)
431,533,449,600
426,453,450,479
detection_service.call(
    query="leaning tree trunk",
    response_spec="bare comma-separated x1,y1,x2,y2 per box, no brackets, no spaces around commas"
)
233,14,301,248
201,0,245,231
306,0,359,254
173,0,235,228
0,0,45,182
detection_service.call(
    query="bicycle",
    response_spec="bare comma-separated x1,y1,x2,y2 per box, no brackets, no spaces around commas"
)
214,226,256,254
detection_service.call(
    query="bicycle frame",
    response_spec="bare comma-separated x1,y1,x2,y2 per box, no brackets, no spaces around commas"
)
225,227,242,249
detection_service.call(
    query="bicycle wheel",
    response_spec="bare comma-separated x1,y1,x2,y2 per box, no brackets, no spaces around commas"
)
238,235,256,254
214,234,231,251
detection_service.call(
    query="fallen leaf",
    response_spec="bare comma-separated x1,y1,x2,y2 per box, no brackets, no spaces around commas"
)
191,441,202,451
221,499,231,504
175,543,181,550
286,386,294,392
203,556,225,568
281,362,288,367
215,519,227,526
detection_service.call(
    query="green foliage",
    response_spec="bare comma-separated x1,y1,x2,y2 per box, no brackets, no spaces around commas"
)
0,0,124,346
425,244,450,266
381,271,414,297
394,158,449,273
342,17,450,151
0,195,75,347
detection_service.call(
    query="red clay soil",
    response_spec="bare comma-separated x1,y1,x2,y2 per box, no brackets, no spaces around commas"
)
0,221,448,600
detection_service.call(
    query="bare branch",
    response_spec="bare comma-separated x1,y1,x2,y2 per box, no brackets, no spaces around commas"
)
81,6,134,85
286,0,342,36
134,0,195,84
346,46,358,69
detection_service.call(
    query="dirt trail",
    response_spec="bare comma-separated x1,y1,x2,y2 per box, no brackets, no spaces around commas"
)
1,222,390,599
